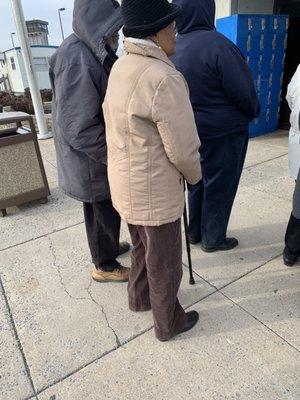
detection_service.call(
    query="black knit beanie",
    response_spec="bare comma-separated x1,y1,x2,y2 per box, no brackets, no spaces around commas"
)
122,0,182,38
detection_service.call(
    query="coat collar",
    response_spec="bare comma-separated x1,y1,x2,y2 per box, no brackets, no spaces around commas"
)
124,39,175,69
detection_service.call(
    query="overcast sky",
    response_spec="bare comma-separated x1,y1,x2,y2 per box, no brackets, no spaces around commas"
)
0,0,75,51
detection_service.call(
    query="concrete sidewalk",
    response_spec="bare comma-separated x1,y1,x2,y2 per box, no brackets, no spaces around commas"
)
0,130,299,400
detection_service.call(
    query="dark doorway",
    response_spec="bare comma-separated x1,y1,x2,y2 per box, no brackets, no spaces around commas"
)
274,0,300,129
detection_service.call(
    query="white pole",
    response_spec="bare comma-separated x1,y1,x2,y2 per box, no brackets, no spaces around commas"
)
58,8,66,41
10,0,52,140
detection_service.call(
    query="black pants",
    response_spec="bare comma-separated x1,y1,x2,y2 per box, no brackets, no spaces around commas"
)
285,172,300,256
83,200,121,271
188,131,248,247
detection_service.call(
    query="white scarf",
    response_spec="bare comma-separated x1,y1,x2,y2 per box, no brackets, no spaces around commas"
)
126,37,158,48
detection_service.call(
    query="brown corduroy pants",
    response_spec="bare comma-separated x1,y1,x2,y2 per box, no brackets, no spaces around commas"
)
127,219,187,341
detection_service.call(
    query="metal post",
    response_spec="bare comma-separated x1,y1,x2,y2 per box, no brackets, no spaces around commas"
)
10,0,52,140
58,8,66,42
183,180,195,285
11,32,16,48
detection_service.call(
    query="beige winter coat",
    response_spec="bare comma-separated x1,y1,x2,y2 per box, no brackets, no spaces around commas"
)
103,40,201,226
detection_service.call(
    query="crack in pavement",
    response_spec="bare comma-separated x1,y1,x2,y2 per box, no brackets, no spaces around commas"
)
33,284,230,397
87,279,121,348
47,236,89,301
47,236,121,348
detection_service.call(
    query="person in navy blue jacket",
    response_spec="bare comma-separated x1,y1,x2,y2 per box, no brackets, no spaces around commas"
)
172,0,259,252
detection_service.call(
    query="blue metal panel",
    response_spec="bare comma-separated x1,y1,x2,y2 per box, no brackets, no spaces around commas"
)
273,33,288,59
216,14,240,42
247,57,260,79
273,15,290,36
217,14,289,137
237,37,261,58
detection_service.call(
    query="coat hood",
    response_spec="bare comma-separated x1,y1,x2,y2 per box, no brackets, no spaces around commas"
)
174,0,215,34
73,0,123,62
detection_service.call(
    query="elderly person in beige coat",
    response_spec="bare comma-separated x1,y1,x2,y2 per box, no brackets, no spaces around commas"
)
103,0,202,341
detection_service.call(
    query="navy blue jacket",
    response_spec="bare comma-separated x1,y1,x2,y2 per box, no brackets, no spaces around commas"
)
172,0,259,139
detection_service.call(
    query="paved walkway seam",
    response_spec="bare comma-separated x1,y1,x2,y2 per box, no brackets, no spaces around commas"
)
0,276,37,398
221,291,300,353
5,253,286,398
183,251,283,294
34,279,222,396
34,325,154,396
0,221,84,253
44,159,57,169
183,253,300,353
244,152,288,170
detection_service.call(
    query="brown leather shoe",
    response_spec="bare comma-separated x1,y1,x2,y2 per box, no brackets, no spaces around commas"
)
92,265,130,283
119,241,130,256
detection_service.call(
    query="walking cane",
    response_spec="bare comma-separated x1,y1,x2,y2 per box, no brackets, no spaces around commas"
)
183,180,195,285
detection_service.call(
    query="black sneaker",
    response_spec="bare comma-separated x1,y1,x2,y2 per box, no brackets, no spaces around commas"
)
119,241,130,256
283,247,298,267
188,236,202,245
201,237,239,253
180,311,199,335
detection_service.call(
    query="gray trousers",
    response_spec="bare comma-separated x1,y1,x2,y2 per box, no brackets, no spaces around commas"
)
292,169,300,219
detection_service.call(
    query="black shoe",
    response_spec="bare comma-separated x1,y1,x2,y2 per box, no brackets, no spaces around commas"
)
283,247,298,267
201,237,239,253
188,236,202,245
119,241,130,256
180,311,199,335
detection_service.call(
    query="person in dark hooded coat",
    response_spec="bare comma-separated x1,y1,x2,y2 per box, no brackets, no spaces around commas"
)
172,0,259,252
49,0,130,282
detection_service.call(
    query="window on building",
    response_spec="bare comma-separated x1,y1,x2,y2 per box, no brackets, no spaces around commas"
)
33,57,48,72
10,57,16,70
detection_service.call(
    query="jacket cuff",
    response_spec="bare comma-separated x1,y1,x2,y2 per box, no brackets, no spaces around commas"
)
186,170,202,186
